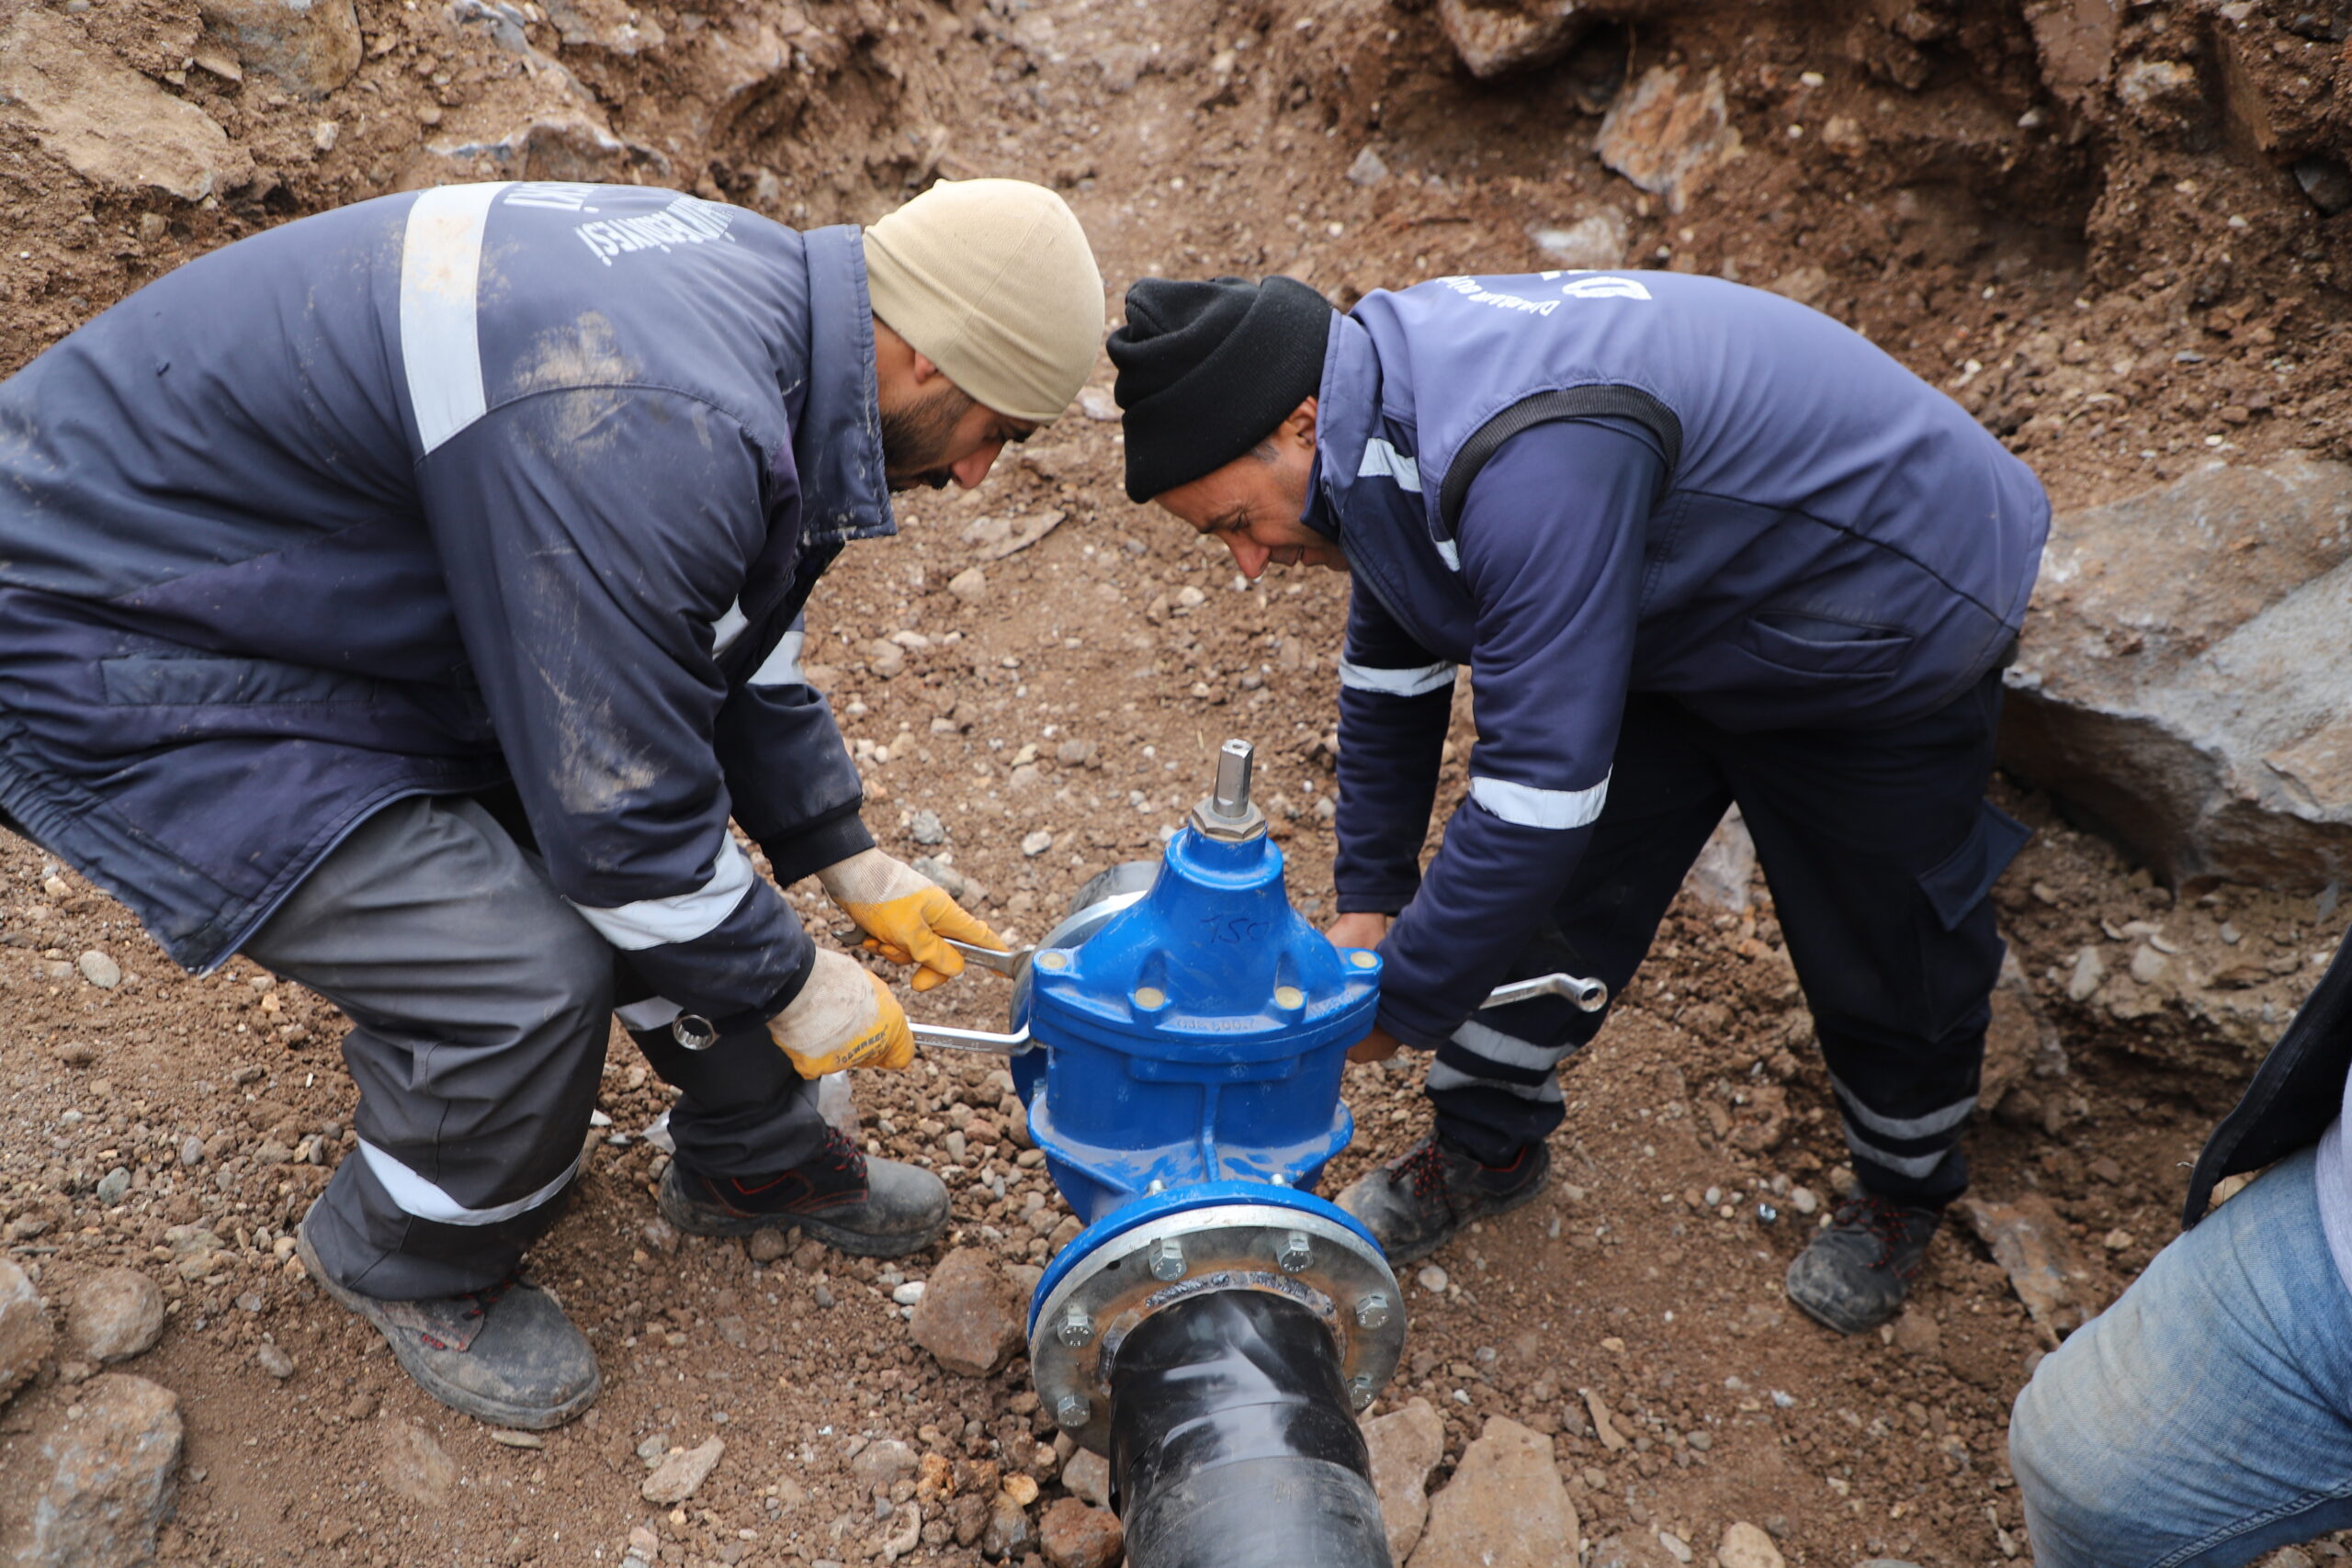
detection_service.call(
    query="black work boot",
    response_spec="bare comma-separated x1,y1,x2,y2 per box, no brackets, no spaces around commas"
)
1784,1190,1944,1335
1336,1133,1551,1264
658,1125,949,1258
296,1213,598,1429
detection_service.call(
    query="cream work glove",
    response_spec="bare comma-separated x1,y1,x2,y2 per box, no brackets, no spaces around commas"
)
767,947,914,1077
818,847,1005,993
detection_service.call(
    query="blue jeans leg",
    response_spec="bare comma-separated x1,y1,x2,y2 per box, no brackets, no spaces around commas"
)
2010,1145,2352,1568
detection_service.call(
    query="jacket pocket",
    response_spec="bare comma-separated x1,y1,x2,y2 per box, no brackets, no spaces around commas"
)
1738,613,1912,681
99,657,378,707
1918,800,2032,932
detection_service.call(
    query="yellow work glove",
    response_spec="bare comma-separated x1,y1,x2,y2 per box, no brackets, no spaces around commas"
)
818,846,1005,993
767,948,914,1077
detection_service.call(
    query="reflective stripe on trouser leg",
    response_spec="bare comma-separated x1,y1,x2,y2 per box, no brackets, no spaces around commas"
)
1428,1012,1582,1167
616,974,828,1179
240,795,615,1299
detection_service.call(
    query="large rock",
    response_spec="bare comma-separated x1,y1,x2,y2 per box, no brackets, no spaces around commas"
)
1433,0,1588,78
1038,1497,1123,1568
68,1270,165,1364
0,1258,53,1404
198,0,362,98
1595,65,1744,214
1409,1416,1579,1568
1955,1193,2105,1349
376,1419,458,1509
0,11,252,202
641,1436,725,1505
910,1247,1024,1377
1434,0,1674,80
1364,1396,1446,1560
2000,457,2352,890
28,1373,183,1568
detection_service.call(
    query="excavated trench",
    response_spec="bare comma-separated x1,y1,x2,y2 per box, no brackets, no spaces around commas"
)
0,1,2348,1564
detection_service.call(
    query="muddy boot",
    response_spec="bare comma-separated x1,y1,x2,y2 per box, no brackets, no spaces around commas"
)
1784,1191,1943,1335
658,1125,949,1258
1336,1133,1551,1265
296,1214,598,1430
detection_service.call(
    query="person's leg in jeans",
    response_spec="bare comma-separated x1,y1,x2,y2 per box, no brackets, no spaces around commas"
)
1725,670,2015,1332
1340,694,1734,1262
243,794,607,1427
2012,1145,2352,1568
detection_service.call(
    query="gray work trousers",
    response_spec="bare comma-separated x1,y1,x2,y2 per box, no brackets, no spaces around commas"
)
246,795,825,1300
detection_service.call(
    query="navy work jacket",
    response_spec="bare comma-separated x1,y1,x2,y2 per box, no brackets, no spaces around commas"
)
1309,271,2051,1048
0,182,888,1026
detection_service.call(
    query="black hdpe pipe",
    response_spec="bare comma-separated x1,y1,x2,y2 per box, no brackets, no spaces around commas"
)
1107,1289,1394,1568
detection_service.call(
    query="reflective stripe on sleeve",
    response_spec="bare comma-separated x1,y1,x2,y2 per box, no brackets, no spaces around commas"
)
711,601,749,654
356,1139,582,1226
1469,771,1611,830
748,627,808,688
1358,437,1422,492
1339,659,1456,698
400,182,512,455
567,842,757,951
615,997,684,1032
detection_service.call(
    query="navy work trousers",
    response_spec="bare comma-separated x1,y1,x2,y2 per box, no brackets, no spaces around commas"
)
1430,670,2020,1208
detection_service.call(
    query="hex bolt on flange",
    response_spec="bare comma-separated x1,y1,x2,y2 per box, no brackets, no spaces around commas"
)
1148,1237,1185,1280
1056,1310,1094,1348
1276,1230,1313,1273
1056,1394,1091,1429
1354,1292,1393,1330
1349,1376,1377,1411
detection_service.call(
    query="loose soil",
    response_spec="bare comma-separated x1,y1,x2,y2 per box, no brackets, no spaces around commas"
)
1,1,2349,1565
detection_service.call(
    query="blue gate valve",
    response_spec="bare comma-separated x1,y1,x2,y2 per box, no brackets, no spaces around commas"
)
922,738,1410,1455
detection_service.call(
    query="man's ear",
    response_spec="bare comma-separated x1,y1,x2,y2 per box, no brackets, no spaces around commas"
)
1283,396,1319,451
909,352,950,389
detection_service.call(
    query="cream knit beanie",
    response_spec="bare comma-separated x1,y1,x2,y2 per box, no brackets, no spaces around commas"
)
863,179,1104,424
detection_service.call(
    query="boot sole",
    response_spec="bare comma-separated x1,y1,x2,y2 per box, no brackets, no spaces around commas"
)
656,1168,946,1260
1372,1159,1554,1267
295,1218,600,1431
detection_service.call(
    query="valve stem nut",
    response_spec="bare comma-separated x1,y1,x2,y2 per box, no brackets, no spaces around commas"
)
1276,1230,1314,1273
1056,1310,1094,1348
1148,1237,1185,1280
1354,1292,1393,1330
1055,1394,1091,1429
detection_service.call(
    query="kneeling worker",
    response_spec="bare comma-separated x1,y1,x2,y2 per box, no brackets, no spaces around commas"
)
1108,268,2047,1332
0,177,1103,1425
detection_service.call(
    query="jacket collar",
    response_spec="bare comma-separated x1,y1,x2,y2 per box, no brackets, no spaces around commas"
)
794,226,896,548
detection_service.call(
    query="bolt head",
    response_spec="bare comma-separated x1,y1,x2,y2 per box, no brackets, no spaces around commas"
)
1349,1378,1376,1411
1148,1238,1185,1280
1276,1231,1313,1272
1056,1312,1094,1348
1354,1293,1393,1330
1056,1394,1091,1429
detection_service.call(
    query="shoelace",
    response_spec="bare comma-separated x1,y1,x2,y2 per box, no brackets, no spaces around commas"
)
1829,1193,1923,1273
818,1124,869,1181
1392,1138,1450,1201
460,1276,516,1320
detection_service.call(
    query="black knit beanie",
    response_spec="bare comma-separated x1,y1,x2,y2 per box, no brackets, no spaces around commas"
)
1108,276,1334,503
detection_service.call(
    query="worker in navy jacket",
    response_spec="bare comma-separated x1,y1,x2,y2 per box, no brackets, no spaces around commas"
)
1109,270,2048,1335
0,178,1104,1427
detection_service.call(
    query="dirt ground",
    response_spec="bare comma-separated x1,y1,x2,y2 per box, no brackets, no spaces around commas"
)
2,0,2350,1563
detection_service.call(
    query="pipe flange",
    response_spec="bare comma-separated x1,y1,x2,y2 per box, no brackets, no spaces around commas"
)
1027,1201,1406,1454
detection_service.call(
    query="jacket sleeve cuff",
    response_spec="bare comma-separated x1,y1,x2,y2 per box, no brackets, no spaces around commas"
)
1374,998,1451,1054
760,802,874,886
